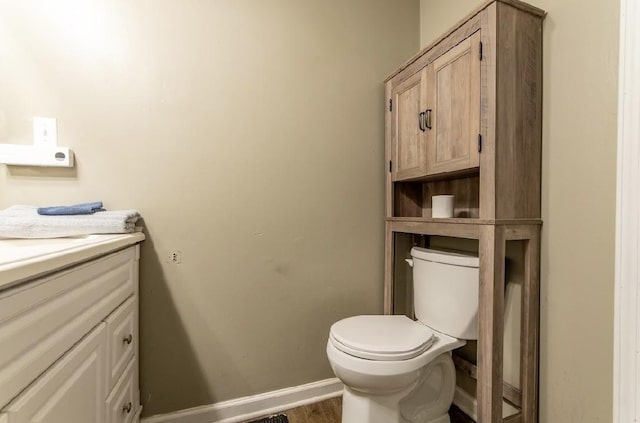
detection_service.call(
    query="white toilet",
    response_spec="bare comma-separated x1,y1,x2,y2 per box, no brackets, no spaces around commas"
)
326,247,479,423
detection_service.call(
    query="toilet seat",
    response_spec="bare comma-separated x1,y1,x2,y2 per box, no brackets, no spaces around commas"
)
329,315,435,361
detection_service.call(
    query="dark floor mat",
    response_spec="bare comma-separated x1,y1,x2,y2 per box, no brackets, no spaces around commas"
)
247,414,289,423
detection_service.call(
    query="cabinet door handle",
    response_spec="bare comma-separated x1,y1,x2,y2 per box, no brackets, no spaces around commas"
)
123,402,132,414
123,334,133,345
418,112,426,132
425,109,432,130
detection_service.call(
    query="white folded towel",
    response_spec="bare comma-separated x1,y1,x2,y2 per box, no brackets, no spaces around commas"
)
0,205,141,239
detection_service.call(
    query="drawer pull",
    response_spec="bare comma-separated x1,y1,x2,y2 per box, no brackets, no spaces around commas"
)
123,334,133,345
123,402,132,414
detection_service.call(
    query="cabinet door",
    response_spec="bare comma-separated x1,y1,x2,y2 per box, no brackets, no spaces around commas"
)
391,69,428,181
426,31,481,175
4,324,106,423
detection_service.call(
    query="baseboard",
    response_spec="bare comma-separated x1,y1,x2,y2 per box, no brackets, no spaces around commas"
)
453,386,519,422
142,377,515,423
141,378,343,423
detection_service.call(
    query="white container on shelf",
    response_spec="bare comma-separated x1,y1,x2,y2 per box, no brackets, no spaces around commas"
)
432,195,455,218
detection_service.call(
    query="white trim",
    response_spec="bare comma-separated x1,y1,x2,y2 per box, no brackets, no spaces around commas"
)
614,0,640,420
453,387,518,421
140,378,343,423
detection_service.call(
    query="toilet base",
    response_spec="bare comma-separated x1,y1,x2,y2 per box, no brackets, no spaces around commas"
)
337,353,457,423
341,386,406,423
341,387,451,423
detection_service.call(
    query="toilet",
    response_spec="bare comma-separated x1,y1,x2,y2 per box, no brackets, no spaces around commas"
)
326,247,479,423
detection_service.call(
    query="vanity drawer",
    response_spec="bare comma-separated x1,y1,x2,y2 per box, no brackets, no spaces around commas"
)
105,296,136,391
106,358,137,423
0,247,136,409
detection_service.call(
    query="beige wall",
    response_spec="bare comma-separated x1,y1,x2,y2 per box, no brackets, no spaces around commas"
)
420,0,619,421
0,1,420,416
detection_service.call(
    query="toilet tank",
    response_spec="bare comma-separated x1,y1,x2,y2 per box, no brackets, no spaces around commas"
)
410,247,479,340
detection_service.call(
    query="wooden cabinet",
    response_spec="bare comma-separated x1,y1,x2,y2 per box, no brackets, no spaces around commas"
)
386,0,543,221
391,32,481,182
384,1,544,422
0,243,142,423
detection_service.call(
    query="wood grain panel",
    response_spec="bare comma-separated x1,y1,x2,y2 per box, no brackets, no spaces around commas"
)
394,182,424,217
385,0,543,83
392,70,427,181
452,353,522,409
384,222,395,314
423,175,480,218
494,3,543,219
389,219,481,240
427,31,481,175
393,233,416,318
280,397,342,423
521,230,541,423
385,82,393,219
479,3,498,219
503,413,523,423
387,16,481,87
477,225,506,423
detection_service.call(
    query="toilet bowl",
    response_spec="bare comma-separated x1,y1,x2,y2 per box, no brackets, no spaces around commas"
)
327,248,479,423
327,315,464,423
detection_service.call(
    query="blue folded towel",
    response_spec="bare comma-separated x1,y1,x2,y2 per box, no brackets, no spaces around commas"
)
37,201,105,216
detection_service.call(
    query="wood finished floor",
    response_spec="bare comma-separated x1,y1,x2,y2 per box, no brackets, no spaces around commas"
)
248,397,475,423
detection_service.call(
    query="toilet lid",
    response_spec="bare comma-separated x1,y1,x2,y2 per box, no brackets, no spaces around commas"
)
329,315,435,361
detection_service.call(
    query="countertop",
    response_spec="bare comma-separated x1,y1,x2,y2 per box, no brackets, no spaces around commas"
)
0,232,145,290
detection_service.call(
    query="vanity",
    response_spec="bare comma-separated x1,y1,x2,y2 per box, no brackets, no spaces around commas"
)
0,233,144,423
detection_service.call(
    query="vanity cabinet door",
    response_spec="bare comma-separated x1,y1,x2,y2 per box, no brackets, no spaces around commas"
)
426,31,481,175
391,69,428,181
4,324,106,423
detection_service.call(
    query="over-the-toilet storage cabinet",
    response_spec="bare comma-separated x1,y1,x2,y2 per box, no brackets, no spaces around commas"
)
384,1,544,422
0,240,143,423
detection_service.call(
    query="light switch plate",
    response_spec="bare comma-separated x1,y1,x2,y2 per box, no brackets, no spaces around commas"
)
33,117,57,147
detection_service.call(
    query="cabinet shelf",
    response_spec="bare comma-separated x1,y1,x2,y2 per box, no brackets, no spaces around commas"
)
387,217,542,240
388,217,542,225
393,173,480,219
393,167,479,184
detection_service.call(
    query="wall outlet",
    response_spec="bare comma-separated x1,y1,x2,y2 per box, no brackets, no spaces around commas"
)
33,117,57,147
169,250,182,264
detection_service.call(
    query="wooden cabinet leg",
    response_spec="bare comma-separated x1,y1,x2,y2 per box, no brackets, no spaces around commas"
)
521,231,540,422
384,222,394,315
478,225,506,423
